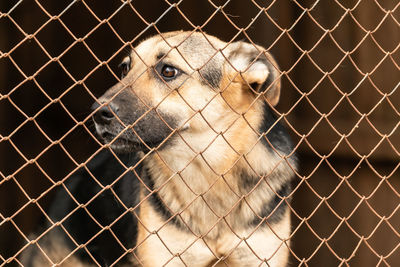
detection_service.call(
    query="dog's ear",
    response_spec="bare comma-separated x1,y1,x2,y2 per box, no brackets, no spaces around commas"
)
225,42,281,106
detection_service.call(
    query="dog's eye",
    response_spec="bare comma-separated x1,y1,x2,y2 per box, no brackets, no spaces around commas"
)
118,60,130,79
160,65,178,80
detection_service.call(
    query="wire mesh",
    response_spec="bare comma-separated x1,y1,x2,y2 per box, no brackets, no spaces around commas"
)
0,0,399,266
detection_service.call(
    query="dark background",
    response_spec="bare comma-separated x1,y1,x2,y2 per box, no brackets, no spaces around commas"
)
1,0,399,266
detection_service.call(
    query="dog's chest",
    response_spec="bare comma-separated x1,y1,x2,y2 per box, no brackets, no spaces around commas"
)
144,159,238,230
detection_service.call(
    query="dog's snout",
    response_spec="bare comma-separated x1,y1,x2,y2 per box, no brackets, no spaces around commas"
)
92,102,118,125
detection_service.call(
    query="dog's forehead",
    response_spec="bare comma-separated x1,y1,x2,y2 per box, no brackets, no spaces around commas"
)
132,32,226,68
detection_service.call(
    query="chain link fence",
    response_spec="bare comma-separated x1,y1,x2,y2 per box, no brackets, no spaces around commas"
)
0,0,399,266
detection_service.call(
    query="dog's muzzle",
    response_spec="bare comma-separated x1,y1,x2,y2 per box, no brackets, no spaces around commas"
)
91,98,176,153
92,102,119,126
91,101,141,153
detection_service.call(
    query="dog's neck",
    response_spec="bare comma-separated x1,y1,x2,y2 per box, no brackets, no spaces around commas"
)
138,102,295,235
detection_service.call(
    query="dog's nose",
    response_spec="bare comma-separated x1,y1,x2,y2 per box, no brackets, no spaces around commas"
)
91,102,118,124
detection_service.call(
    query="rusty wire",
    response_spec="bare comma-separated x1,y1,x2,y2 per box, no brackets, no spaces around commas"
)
0,0,399,266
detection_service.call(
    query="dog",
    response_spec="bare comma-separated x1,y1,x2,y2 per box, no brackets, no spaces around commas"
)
20,150,140,266
21,31,297,266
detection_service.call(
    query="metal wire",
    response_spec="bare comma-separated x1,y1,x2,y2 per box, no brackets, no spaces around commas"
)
0,0,399,266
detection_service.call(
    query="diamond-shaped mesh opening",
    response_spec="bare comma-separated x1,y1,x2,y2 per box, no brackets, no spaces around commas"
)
10,120,51,160
108,5,149,43
58,1,100,39
8,38,50,77
35,19,75,57
352,0,389,31
5,0,49,35
1,1,399,266
8,79,50,117
58,41,99,81
34,61,75,100
13,162,54,201
35,143,77,183
0,16,25,54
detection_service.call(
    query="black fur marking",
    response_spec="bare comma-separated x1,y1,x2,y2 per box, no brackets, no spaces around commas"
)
239,169,287,194
95,89,178,151
250,182,292,226
260,104,295,157
140,166,186,230
200,65,222,88
45,150,140,266
179,34,222,89
156,52,166,60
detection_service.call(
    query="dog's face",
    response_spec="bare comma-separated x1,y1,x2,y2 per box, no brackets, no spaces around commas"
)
92,31,281,153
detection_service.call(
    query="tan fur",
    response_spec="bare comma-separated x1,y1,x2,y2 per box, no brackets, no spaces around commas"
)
128,32,294,266
22,31,295,267
21,232,97,267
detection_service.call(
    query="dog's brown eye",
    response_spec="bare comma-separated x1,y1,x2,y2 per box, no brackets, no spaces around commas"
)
118,57,131,79
120,63,129,78
161,65,178,79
